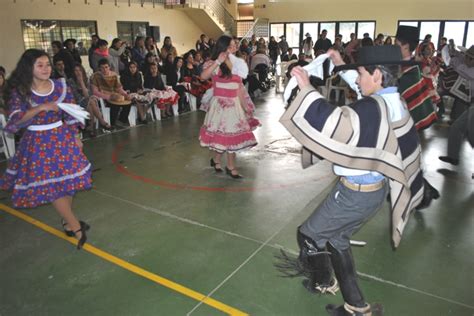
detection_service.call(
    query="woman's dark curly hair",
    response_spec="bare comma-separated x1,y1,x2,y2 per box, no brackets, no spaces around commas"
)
211,35,232,78
5,49,50,104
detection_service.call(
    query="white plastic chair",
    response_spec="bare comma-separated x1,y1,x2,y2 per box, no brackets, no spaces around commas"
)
276,60,297,93
98,98,111,125
325,75,349,104
0,114,15,159
128,106,137,127
186,92,197,111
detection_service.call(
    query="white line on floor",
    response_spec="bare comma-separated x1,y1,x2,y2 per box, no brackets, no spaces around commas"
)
92,188,474,311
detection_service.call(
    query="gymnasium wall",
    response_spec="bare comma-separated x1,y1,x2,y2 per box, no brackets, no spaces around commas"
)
0,0,205,72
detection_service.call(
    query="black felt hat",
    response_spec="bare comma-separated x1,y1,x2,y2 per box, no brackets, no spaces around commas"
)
395,25,420,46
334,45,418,71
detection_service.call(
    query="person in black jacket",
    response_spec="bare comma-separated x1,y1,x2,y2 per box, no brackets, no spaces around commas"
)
144,62,173,118
52,40,75,79
120,61,148,124
165,56,189,113
64,39,82,65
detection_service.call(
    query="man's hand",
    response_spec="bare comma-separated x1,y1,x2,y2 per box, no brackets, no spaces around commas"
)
290,66,311,90
327,49,345,66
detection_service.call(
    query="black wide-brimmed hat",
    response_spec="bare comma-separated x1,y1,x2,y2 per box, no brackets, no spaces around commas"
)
334,45,418,71
395,25,420,46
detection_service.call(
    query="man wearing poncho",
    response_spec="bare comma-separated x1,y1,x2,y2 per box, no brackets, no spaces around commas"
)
277,46,429,316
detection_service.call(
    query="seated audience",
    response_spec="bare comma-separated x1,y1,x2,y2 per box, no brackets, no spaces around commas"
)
281,48,297,62
165,56,189,113
68,63,112,135
51,59,67,79
120,61,152,124
91,58,131,128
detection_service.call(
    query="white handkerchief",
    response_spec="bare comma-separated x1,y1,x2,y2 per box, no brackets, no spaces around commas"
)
58,103,90,125
283,54,334,102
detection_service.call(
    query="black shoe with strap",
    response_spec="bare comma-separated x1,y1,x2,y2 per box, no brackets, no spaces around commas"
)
210,158,223,172
74,221,90,250
226,167,243,179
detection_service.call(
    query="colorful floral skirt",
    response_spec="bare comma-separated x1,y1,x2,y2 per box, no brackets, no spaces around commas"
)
199,96,257,153
0,125,92,208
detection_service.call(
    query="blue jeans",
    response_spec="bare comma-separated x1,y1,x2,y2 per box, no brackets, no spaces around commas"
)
300,180,388,251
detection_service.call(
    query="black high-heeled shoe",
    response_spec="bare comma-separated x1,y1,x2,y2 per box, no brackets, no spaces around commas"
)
74,221,90,250
210,158,223,172
62,220,90,237
226,167,243,179
62,219,75,237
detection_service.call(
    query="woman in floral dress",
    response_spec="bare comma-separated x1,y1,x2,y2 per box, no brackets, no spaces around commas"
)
0,49,92,249
199,35,258,179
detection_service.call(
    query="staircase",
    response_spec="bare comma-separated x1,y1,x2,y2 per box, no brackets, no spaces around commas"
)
239,17,269,41
164,0,236,38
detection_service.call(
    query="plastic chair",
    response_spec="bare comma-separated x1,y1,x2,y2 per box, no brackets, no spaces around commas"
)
0,114,15,159
98,98,111,125
325,75,349,104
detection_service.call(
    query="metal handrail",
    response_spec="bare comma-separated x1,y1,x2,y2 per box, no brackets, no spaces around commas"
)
239,17,269,42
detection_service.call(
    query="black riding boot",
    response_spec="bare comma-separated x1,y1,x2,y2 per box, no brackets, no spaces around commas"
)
297,230,338,294
274,228,338,295
325,243,372,316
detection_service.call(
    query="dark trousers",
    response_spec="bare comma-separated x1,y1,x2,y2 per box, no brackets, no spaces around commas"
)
107,103,131,126
172,85,189,112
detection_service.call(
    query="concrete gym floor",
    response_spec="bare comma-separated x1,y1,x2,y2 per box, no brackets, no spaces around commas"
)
0,91,473,316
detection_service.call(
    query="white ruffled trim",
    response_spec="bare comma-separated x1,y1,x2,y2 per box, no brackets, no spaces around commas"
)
14,163,91,190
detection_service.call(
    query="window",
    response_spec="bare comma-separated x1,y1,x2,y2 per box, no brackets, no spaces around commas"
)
21,20,97,55
270,20,376,52
399,20,473,47
420,22,440,48
117,21,149,47
357,22,375,39
303,23,319,42
444,21,466,48
466,22,474,47
270,23,284,39
286,23,300,54
339,22,356,44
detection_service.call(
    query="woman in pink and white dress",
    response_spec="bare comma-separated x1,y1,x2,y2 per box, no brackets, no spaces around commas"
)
199,35,258,179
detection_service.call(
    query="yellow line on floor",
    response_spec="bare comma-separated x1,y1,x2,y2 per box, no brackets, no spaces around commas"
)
0,203,248,316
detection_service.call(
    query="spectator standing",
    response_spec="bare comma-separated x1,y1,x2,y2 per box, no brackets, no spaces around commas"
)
52,40,75,78
90,39,110,73
278,35,289,60
301,33,314,58
160,36,178,61
196,34,210,53
109,38,127,73
88,34,100,70
64,39,82,64
131,36,147,67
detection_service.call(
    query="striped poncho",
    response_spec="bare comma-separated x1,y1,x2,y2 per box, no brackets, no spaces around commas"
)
399,65,438,130
280,87,424,247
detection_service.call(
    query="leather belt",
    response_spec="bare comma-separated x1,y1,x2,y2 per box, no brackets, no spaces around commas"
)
340,177,385,192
